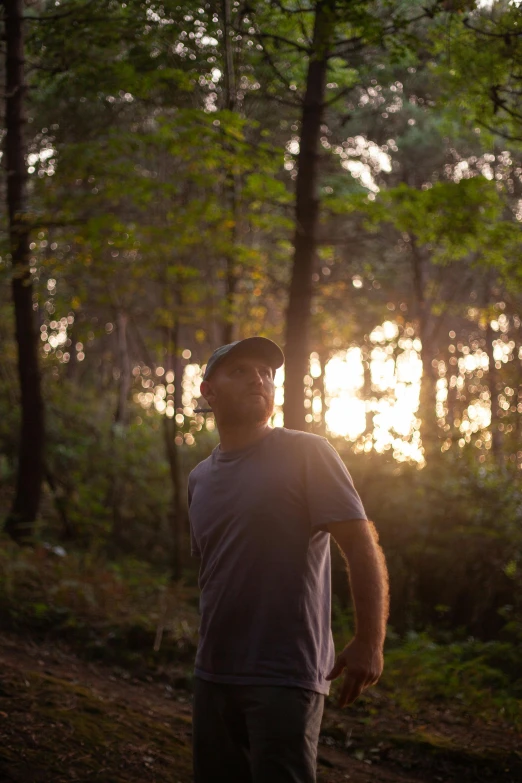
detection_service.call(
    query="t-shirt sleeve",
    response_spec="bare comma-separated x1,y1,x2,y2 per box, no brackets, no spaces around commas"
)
304,437,367,531
187,474,201,558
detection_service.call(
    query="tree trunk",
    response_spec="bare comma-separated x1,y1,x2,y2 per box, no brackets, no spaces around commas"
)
222,181,240,346
107,310,132,552
45,469,74,540
221,0,239,345
114,311,131,426
163,305,185,581
515,331,522,469
222,0,236,113
4,0,45,544
65,314,80,381
312,348,329,437
283,1,333,431
482,277,502,460
485,319,502,460
163,415,184,580
410,238,439,450
444,342,456,433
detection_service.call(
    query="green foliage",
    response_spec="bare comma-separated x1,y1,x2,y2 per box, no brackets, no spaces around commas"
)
342,445,522,639
383,633,522,725
429,2,522,147
369,178,505,262
42,379,173,550
0,538,199,669
331,600,522,725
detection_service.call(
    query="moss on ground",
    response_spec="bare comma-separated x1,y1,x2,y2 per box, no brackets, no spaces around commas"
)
382,730,522,780
2,650,522,783
0,665,193,783
319,716,522,782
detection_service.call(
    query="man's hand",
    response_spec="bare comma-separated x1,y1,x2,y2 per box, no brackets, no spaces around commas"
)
325,637,384,708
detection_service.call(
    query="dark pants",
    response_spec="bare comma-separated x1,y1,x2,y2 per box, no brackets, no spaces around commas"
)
192,677,325,783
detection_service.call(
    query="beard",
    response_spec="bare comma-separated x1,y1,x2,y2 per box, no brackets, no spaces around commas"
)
219,393,274,427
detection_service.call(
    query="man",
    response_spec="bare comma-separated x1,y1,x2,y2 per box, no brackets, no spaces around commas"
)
188,336,389,783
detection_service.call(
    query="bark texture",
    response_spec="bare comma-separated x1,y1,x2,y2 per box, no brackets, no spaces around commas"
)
4,0,45,543
114,311,131,426
163,302,186,581
410,238,439,450
283,1,333,431
221,0,239,345
483,278,502,460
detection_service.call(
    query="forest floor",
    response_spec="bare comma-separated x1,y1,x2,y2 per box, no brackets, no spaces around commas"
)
0,629,521,783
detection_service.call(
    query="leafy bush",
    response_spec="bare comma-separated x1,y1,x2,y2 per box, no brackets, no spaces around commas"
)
0,538,199,671
383,632,522,726
338,445,522,639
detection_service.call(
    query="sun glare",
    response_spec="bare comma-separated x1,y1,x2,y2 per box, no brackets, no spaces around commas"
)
104,316,518,467
322,333,424,464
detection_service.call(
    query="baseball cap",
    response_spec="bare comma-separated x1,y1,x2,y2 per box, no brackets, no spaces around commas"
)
202,337,284,382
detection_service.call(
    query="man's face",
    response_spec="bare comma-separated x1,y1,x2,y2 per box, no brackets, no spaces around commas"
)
200,353,275,427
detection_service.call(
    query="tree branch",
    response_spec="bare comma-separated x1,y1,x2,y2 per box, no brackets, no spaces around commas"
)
477,119,522,143
463,18,522,39
323,81,362,108
256,31,310,54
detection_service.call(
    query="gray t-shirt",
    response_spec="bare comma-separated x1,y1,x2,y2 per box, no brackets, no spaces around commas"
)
188,426,367,695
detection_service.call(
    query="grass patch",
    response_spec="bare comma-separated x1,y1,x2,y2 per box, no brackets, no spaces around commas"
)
0,537,199,677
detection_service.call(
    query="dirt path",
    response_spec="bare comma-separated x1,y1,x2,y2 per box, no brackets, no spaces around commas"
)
0,631,520,783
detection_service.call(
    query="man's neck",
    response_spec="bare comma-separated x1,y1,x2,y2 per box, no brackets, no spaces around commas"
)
217,422,272,453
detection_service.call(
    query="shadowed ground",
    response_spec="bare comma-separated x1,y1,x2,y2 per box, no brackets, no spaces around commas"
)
1,631,520,783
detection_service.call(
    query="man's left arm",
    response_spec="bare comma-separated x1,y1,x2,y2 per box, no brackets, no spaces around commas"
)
325,519,389,708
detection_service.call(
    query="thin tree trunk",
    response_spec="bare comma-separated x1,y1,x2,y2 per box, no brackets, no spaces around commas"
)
418,347,439,450
482,276,502,460
222,181,240,346
283,1,333,430
45,469,74,540
163,417,183,580
108,310,132,551
222,0,235,112
410,238,439,449
312,348,329,437
485,318,502,460
163,290,185,580
515,329,522,468
114,311,131,426
66,314,80,381
221,0,239,344
444,342,456,433
4,0,45,543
